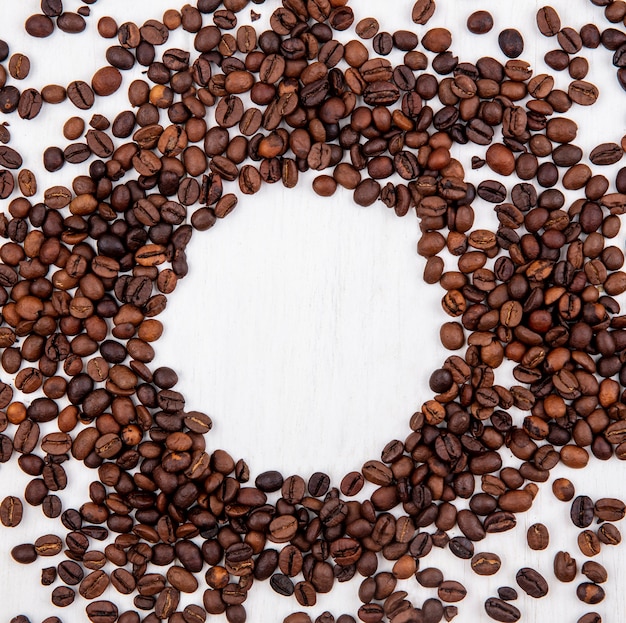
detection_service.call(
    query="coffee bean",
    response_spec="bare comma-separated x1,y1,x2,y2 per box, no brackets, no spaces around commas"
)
467,11,493,34
598,522,621,545
536,6,561,36
471,552,501,576
438,580,466,603
484,597,520,622
0,496,23,527
51,586,75,607
554,551,577,582
497,587,518,601
590,143,623,165
571,495,594,527
515,567,548,598
356,18,379,40
578,530,601,557
498,29,524,58
86,601,119,623
568,80,599,105
552,478,575,501
582,561,608,584
67,80,94,109
25,14,55,38
527,523,549,550
412,0,436,25
576,583,605,605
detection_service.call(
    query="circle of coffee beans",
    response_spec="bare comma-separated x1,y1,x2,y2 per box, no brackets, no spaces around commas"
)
2,1,626,623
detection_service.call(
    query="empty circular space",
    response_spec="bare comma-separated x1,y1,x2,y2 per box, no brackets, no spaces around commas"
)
157,184,443,479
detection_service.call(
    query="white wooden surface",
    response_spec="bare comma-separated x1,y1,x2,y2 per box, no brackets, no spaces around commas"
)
1,1,626,622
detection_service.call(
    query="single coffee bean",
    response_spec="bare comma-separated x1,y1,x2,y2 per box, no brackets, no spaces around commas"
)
578,530,601,557
484,597,520,622
576,583,605,605
67,80,95,109
594,497,626,521
568,80,599,105
498,29,524,58
552,478,575,501
0,495,23,526
571,495,594,527
527,523,549,550
85,600,119,623
471,552,501,576
25,14,55,38
415,567,443,588
515,567,548,598
536,6,561,36
58,560,85,585
467,11,493,34
437,580,467,603
581,561,608,584
356,18,379,40
598,522,621,545
51,586,75,607
11,543,37,564
497,587,518,601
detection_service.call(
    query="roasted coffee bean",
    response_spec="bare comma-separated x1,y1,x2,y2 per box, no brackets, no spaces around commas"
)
576,583,605,605
484,597,520,622
11,543,37,564
67,80,95,109
552,478,575,501
497,587,518,601
537,6,561,36
467,11,493,34
58,560,84,586
554,551,577,583
471,552,501,576
51,586,75,607
571,495,594,527
86,601,119,623
527,523,549,550
569,80,599,105
356,18,379,40
598,523,621,545
0,496,23,527
498,29,524,58
582,561,608,584
515,567,548,598
25,14,55,38
578,530,601,557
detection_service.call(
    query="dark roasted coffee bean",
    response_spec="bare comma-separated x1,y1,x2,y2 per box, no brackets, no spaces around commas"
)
498,29,524,58
515,567,548,598
86,600,119,623
467,11,493,34
576,583,605,605
356,18,379,40
536,6,561,36
552,478,575,501
25,14,55,38
11,543,37,564
497,587,518,601
571,495,594,527
598,522,621,545
578,530,601,557
0,495,23,527
484,597,520,622
471,552,501,576
527,523,549,550
412,0,436,25
51,586,75,607
582,561,608,584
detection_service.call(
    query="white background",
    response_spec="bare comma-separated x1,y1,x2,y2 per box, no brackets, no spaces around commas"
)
1,0,626,622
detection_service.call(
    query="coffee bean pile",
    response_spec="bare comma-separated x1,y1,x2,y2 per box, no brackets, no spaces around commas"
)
1,0,626,622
